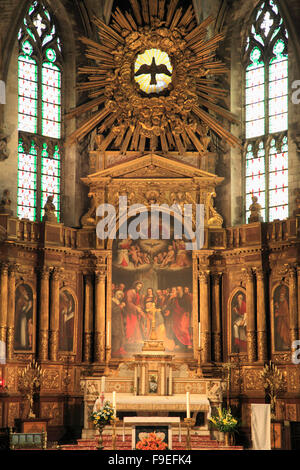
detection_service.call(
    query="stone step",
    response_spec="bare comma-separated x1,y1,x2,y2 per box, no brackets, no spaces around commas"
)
60,434,243,451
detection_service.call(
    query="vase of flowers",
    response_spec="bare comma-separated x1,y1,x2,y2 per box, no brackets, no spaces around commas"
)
90,401,115,450
208,408,238,447
136,432,168,450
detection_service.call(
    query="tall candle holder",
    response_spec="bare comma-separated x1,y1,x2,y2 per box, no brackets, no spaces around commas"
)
197,347,203,377
184,418,195,451
104,346,111,376
112,417,119,450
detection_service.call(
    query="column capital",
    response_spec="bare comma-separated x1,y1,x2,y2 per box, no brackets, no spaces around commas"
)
38,266,51,280
0,262,9,275
8,263,19,276
242,267,254,282
255,267,265,281
51,267,63,281
212,272,222,284
95,268,106,282
198,270,210,283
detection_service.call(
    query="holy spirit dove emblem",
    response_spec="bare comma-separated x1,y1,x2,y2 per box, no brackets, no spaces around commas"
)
134,49,173,94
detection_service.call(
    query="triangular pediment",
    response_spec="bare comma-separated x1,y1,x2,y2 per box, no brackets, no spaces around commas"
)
82,154,223,184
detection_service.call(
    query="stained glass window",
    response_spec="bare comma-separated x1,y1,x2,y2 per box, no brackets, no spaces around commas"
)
244,0,288,222
17,2,62,221
41,143,61,221
17,139,37,221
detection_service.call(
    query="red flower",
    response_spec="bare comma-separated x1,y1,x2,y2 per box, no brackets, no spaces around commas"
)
136,433,168,450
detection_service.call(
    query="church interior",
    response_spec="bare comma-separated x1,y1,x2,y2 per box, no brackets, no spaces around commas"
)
0,0,299,451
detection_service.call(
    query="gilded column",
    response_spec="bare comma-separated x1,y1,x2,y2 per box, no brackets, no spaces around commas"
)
6,265,16,360
199,270,211,364
288,266,298,345
141,362,146,396
256,268,267,362
212,273,222,362
94,269,106,363
38,267,50,361
244,268,256,362
0,263,9,343
49,268,61,361
168,365,173,396
83,274,93,363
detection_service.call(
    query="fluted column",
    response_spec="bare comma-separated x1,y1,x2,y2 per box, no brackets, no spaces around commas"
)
49,268,61,361
94,269,106,362
212,273,222,362
199,270,211,363
288,266,298,345
7,265,16,360
38,267,50,361
83,274,93,363
0,263,9,343
256,268,267,362
244,268,256,362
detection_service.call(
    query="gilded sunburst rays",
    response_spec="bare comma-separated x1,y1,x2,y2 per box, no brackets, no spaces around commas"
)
67,0,241,154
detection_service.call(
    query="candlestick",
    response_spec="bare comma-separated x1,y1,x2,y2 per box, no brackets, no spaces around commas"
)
101,376,105,393
186,391,190,419
184,418,195,451
107,321,110,346
198,322,201,348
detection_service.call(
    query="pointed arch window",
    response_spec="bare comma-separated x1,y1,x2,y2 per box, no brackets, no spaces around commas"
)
244,0,288,222
17,1,62,222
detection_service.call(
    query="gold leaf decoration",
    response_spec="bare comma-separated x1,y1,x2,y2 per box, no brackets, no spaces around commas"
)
67,0,241,154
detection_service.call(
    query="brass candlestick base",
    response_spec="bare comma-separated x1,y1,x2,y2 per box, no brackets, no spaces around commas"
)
184,418,195,451
103,347,111,376
112,417,119,450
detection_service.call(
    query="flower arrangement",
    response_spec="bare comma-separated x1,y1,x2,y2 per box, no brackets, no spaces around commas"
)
136,432,168,450
208,407,238,433
90,400,115,428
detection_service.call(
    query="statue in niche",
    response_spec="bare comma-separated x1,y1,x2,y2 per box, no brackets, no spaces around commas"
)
207,192,223,227
42,195,57,223
248,196,263,223
81,195,96,227
0,189,13,215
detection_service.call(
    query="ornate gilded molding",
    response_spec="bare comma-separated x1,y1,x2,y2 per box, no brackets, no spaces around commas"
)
68,1,240,154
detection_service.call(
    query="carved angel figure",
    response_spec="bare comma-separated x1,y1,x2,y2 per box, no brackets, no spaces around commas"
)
206,192,223,227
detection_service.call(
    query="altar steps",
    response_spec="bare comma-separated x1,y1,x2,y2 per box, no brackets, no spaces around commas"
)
59,434,243,451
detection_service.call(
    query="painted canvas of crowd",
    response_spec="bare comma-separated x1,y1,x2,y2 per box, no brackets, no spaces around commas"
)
111,281,193,357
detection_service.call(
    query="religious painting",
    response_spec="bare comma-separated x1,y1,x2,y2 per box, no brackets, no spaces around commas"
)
59,289,76,353
135,426,169,450
112,220,193,358
14,284,34,351
230,289,247,354
273,284,290,352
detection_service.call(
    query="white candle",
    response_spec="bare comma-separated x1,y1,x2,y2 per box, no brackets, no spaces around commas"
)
186,391,190,419
101,376,105,393
107,321,110,346
198,322,201,348
113,391,116,417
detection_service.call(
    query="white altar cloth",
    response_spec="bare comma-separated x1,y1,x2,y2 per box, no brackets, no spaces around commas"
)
102,393,210,408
